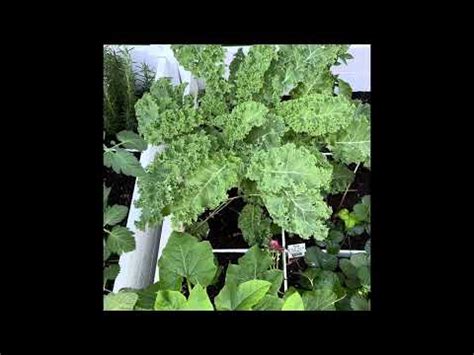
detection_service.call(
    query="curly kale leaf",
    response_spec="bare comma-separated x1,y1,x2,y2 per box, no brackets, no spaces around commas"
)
213,101,268,144
244,114,288,150
136,131,213,229
275,93,355,137
329,162,355,194
260,45,349,106
228,48,245,84
326,103,370,166
263,191,332,240
135,93,203,145
231,45,277,104
238,203,272,246
172,45,230,117
170,153,241,226
246,143,333,239
246,143,332,194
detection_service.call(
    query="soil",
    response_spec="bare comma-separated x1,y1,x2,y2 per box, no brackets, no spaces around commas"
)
205,188,250,249
103,152,140,211
352,91,371,104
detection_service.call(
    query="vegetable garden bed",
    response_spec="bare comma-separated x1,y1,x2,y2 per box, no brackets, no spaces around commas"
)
104,44,371,311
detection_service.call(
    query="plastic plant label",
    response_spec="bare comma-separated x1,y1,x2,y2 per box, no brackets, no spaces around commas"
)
287,243,306,258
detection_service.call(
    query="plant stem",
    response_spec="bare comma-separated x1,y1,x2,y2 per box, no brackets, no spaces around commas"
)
104,141,127,151
187,279,192,293
337,162,361,210
196,196,242,228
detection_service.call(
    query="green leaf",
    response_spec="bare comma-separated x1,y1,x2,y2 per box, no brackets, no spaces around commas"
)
329,163,355,194
352,195,370,223
135,282,163,310
232,45,277,104
223,246,282,295
185,284,214,310
104,148,145,177
365,239,371,254
282,292,305,310
244,114,288,150
302,288,338,310
103,239,111,261
265,192,331,240
327,113,370,165
304,246,337,271
350,295,369,310
339,258,358,279
104,292,138,310
337,208,360,230
337,79,352,99
225,245,274,286
158,232,217,290
247,143,333,240
214,101,269,143
299,268,321,290
238,203,272,246
171,154,241,226
134,131,213,229
153,285,214,311
154,290,187,310
106,226,135,254
253,295,284,310
103,184,111,210
350,253,369,268
357,266,371,287
275,94,355,137
104,264,120,281
247,143,333,194
116,130,147,151
260,269,284,295
215,280,272,310
103,205,128,226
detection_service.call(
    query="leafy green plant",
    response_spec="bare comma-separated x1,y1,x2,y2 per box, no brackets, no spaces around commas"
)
135,44,370,245
103,130,147,295
106,45,371,311
337,195,371,235
103,46,154,136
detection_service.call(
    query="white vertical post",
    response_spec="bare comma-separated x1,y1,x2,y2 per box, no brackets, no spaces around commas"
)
281,228,288,292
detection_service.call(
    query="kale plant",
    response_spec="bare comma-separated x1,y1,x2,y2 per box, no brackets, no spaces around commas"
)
134,44,371,244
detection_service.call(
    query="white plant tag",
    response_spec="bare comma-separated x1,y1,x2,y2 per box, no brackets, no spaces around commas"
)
287,243,306,258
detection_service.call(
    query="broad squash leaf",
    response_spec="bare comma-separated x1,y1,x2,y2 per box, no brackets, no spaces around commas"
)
214,279,271,310
282,292,305,310
302,288,338,310
304,246,338,271
185,284,214,310
158,232,217,290
104,292,138,310
350,295,370,310
253,294,284,310
154,290,187,310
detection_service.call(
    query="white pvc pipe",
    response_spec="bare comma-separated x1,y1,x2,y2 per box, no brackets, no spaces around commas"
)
212,249,249,253
281,228,288,292
210,248,366,257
